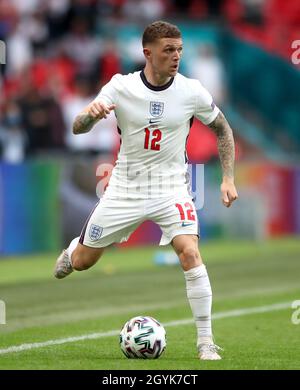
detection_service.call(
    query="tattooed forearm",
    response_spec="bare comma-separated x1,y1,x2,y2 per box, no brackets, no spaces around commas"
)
208,111,235,179
73,113,99,135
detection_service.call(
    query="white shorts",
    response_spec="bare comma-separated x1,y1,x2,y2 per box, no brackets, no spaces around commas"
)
79,195,199,248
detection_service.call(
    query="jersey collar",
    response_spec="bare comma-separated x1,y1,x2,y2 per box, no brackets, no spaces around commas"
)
140,70,174,91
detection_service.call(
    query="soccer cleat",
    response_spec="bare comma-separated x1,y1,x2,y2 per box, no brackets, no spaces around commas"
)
54,250,73,279
198,343,222,360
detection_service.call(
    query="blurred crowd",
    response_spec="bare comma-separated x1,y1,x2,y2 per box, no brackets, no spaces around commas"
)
0,0,298,163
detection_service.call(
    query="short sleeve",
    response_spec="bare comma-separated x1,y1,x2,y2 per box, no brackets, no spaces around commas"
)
194,80,220,125
93,74,120,105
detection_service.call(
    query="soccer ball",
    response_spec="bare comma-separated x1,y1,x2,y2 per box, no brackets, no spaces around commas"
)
119,316,166,359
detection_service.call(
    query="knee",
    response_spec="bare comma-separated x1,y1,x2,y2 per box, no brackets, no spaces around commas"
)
181,246,200,261
179,246,201,270
72,255,89,271
70,243,104,271
71,253,96,271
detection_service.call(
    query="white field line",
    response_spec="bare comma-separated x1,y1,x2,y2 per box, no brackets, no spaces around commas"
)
0,301,291,355
4,283,298,333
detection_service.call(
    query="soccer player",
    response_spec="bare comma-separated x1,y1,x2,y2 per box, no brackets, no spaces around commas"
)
54,21,238,360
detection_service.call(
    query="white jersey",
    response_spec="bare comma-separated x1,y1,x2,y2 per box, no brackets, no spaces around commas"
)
95,71,219,199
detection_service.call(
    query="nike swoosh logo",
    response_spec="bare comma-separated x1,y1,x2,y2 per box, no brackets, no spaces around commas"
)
181,222,194,227
149,119,160,124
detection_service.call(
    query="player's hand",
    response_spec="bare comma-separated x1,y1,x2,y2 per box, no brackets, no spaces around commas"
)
86,101,116,119
220,177,238,208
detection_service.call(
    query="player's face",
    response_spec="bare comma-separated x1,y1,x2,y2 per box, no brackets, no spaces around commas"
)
148,38,183,78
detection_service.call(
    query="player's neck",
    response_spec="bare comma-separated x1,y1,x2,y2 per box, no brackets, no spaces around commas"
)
143,66,172,87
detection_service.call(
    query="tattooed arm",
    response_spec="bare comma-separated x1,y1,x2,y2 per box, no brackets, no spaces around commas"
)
73,101,116,135
208,111,238,207
208,111,235,179
73,112,98,135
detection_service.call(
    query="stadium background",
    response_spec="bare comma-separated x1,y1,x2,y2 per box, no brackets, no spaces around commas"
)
1,0,300,254
0,0,300,370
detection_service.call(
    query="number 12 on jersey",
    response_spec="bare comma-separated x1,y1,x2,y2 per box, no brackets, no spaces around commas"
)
144,128,162,151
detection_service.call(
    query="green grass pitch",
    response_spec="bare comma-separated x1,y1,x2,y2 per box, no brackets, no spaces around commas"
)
0,237,300,370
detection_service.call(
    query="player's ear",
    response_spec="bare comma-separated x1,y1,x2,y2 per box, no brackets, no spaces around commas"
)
143,47,151,60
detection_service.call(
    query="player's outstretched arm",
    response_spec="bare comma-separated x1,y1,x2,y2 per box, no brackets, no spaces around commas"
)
208,111,238,208
73,101,116,135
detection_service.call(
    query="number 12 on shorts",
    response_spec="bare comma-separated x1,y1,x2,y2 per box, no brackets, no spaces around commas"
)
175,202,196,221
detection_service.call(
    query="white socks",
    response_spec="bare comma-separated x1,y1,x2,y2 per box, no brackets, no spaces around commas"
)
184,264,213,345
66,237,79,265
